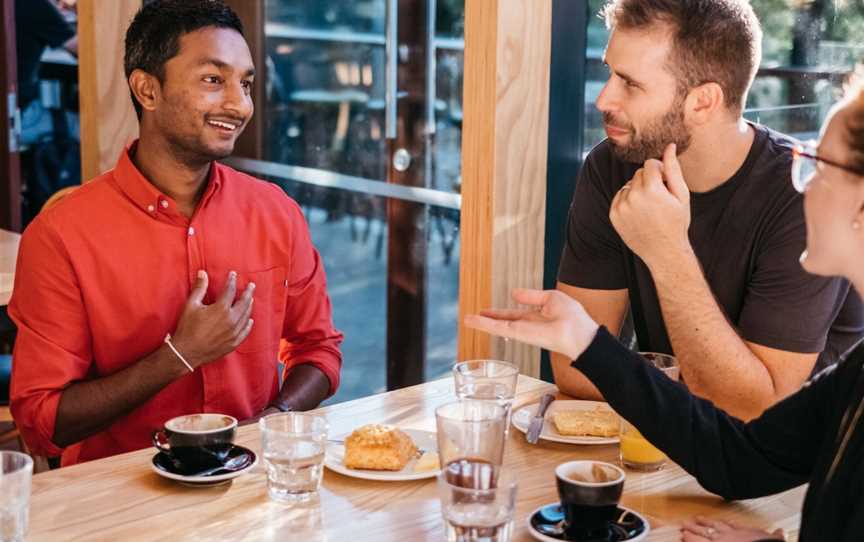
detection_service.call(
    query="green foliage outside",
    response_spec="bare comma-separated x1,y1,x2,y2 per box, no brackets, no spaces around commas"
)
587,0,863,66
582,0,864,139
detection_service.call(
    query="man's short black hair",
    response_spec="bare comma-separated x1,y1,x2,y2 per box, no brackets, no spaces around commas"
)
124,0,244,118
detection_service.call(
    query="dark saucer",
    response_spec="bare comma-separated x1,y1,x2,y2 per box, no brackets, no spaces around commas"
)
528,503,648,542
151,444,257,486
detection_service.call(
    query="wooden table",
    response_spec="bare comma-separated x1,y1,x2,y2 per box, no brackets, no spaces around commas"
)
27,377,805,541
0,229,20,306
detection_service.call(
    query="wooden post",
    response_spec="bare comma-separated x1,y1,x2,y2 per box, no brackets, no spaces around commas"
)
458,0,552,377
224,0,266,160
0,0,21,231
78,0,142,181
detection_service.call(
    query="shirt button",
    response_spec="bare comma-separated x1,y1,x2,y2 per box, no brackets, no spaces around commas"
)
188,227,195,236
283,279,288,287
160,200,169,209
147,205,155,213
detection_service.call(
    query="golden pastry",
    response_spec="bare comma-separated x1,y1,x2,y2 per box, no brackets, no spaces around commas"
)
343,424,419,471
552,407,619,437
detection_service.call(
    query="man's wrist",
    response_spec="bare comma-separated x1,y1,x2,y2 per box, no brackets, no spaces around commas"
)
156,343,194,381
645,240,697,276
268,400,293,412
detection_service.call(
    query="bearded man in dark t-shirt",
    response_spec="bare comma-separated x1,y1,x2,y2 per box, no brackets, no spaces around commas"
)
554,0,864,421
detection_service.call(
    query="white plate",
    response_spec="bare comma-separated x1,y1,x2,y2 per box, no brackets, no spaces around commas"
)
324,429,440,481
512,400,619,445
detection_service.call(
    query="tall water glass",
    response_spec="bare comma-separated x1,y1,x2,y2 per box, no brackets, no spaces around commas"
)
438,463,517,542
260,413,328,503
0,452,33,542
436,400,508,468
452,360,518,429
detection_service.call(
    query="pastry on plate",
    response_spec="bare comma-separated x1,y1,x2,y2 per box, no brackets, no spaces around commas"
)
343,424,419,471
552,407,619,437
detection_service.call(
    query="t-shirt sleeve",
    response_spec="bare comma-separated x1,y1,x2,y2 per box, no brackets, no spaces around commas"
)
737,195,851,353
21,0,75,48
557,149,628,290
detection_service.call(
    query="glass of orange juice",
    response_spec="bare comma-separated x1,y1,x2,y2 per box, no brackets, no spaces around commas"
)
620,420,667,471
619,352,678,471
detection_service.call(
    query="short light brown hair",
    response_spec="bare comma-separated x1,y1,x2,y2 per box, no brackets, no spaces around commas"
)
844,70,864,175
601,0,762,114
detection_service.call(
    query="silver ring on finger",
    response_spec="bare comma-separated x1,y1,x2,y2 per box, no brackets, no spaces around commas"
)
704,526,717,539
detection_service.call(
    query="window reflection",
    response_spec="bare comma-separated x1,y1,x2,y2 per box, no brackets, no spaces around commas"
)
583,0,864,151
260,1,464,403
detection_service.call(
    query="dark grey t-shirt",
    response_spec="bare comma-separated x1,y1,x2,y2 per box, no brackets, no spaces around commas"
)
558,124,864,372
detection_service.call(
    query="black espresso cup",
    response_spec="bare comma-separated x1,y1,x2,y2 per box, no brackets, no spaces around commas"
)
555,460,626,539
152,413,238,472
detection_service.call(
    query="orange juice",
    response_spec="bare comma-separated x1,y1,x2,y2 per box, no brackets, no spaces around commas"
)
619,424,666,470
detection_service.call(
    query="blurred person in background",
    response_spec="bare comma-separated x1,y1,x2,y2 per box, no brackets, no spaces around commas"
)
16,0,80,222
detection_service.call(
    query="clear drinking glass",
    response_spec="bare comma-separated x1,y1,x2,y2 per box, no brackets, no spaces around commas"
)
452,360,518,428
0,452,33,542
438,465,517,542
260,413,328,503
436,400,508,469
619,352,679,471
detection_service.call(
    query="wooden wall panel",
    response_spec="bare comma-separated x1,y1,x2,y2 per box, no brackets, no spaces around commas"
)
78,0,141,181
458,0,552,377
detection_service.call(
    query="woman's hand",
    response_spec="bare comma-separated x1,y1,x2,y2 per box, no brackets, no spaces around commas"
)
681,516,785,542
464,288,599,360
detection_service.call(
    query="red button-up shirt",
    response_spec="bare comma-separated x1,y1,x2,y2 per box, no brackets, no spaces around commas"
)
9,144,343,465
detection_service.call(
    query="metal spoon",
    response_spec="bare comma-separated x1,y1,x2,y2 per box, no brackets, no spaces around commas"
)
191,454,250,477
535,520,566,537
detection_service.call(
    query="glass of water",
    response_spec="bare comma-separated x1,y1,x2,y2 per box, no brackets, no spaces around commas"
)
453,360,518,429
436,400,508,468
438,461,517,542
260,413,328,503
0,451,33,542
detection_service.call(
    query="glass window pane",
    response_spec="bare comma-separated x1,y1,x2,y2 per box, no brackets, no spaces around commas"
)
428,1,463,382
747,1,862,139
425,206,460,382
581,2,863,151
257,1,464,403
264,1,387,181
585,0,610,155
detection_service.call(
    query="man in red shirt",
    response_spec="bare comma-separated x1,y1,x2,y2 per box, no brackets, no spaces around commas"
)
9,0,343,465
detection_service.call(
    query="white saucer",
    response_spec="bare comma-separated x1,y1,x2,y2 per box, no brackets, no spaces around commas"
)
324,429,440,481
512,400,620,445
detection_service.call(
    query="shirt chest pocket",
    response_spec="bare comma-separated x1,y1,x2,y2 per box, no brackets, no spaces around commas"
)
206,266,288,355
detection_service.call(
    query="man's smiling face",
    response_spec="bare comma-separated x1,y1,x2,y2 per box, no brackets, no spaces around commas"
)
150,26,255,163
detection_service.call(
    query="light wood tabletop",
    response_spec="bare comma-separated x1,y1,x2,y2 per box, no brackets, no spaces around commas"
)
27,376,805,541
0,229,20,307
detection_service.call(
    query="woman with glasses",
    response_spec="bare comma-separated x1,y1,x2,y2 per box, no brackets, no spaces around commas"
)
466,80,864,542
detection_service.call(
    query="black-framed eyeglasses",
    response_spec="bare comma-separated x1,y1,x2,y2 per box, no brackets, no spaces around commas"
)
792,142,863,193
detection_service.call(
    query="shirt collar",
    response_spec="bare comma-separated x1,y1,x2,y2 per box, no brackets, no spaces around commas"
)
111,140,224,219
